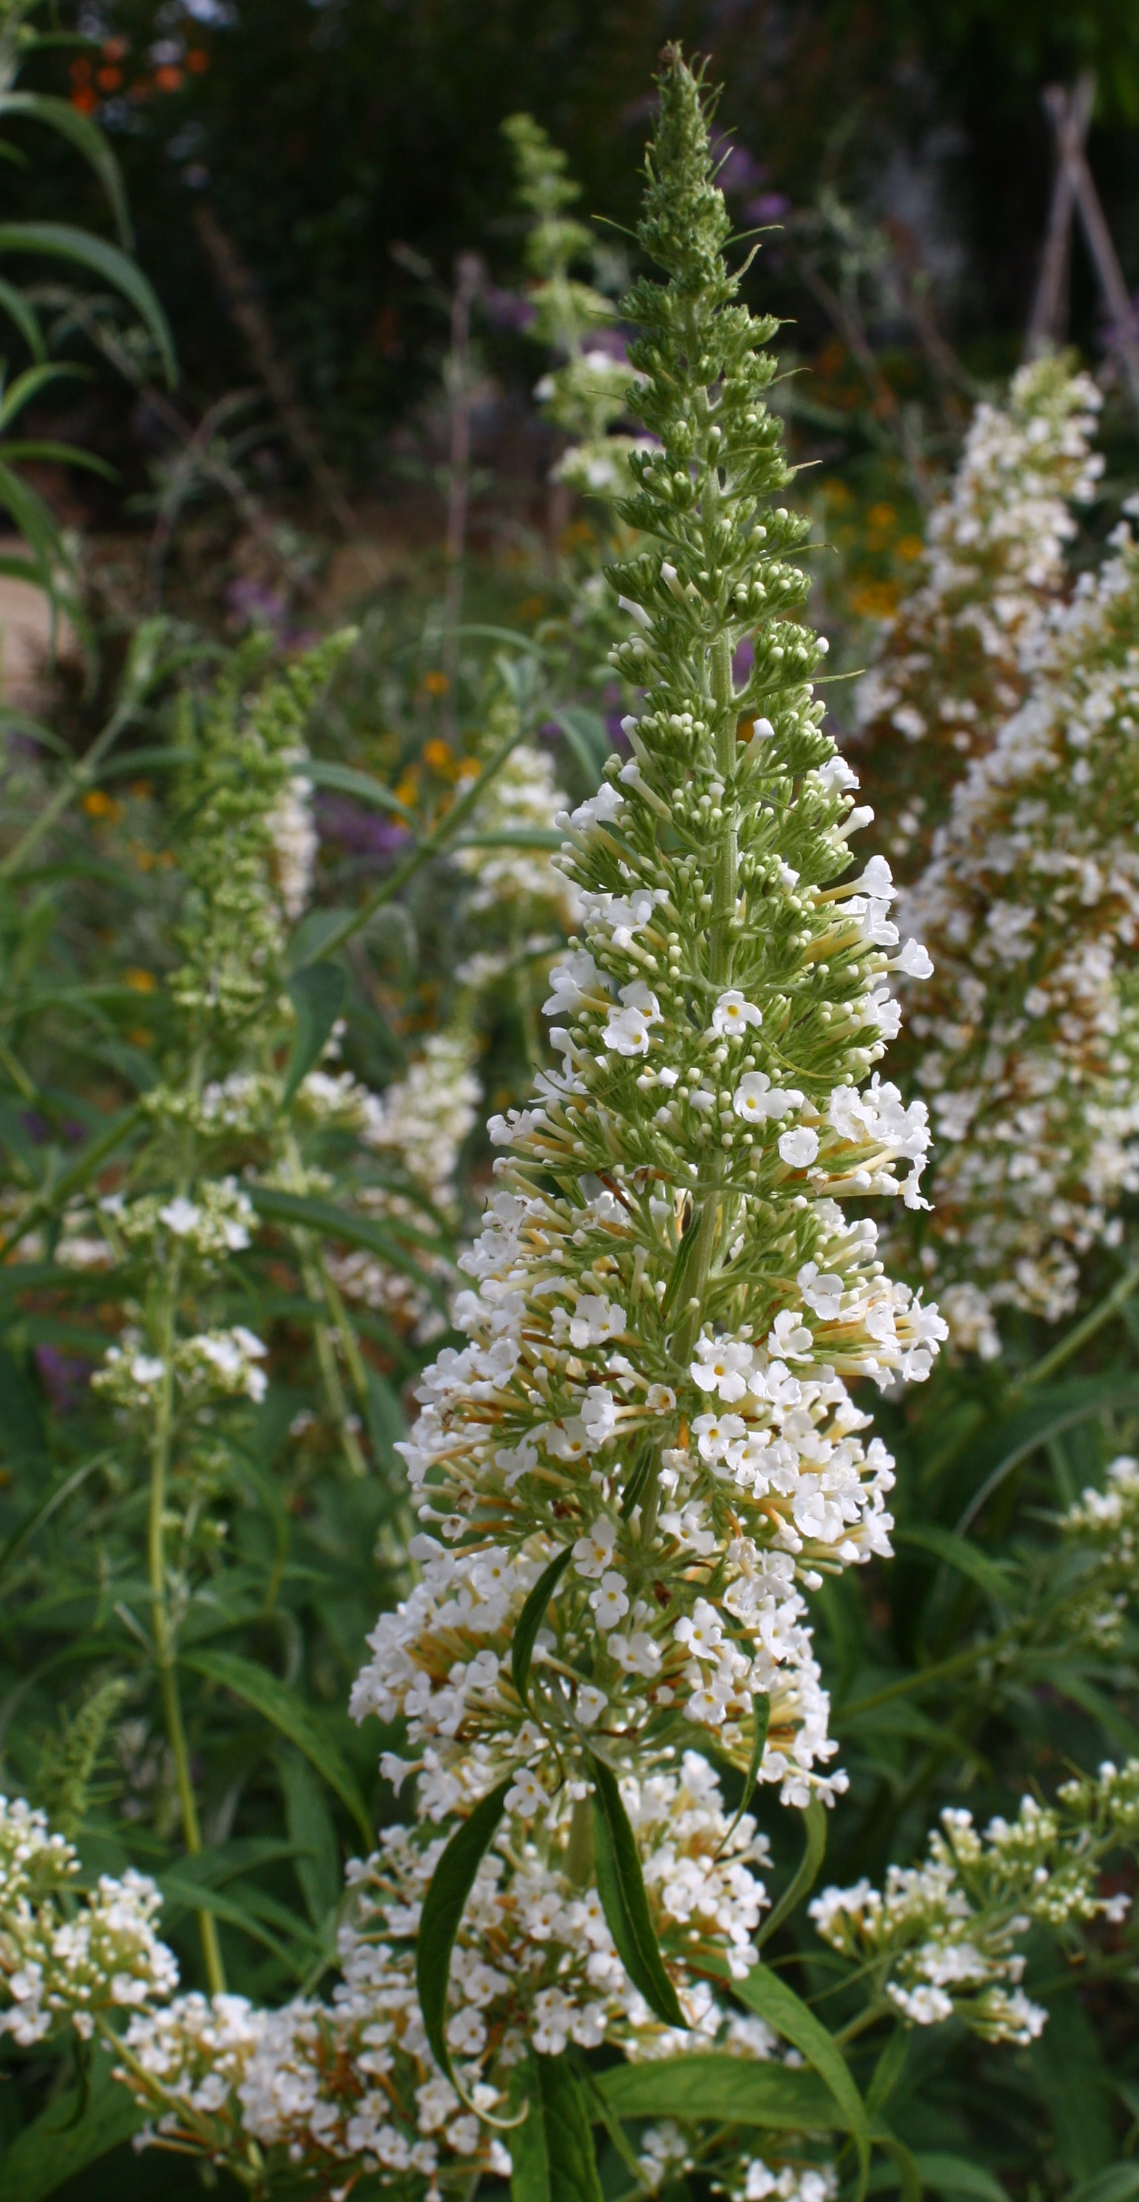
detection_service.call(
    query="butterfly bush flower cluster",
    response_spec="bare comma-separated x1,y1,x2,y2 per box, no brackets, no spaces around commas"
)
319,1029,481,1340
1060,1454,1139,1647
892,514,1139,1332
811,1759,1139,2043
115,1754,780,2189
0,1796,175,2048
357,58,944,1880
505,110,648,506
854,357,1101,879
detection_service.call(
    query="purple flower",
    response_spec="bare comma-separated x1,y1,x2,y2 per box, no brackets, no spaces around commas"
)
34,1345,90,1413
733,636,755,684
316,796,411,860
745,192,791,228
710,134,763,198
482,284,537,333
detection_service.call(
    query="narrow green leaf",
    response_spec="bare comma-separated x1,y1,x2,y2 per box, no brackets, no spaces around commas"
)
0,224,175,383
0,2044,142,2201
182,1648,372,1845
713,1956,870,2197
363,1364,406,1472
0,275,44,358
0,93,131,242
1068,2171,1139,2202
732,1690,770,1830
283,960,348,1108
453,826,564,851
589,1752,687,2031
511,2053,604,2202
249,1184,453,1294
915,2153,1011,2202
416,1779,512,2085
876,2135,923,2202
511,1547,572,1711
756,1794,827,1947
279,1747,342,1930
894,1525,1012,1605
596,2053,841,2131
552,703,610,776
306,758,414,818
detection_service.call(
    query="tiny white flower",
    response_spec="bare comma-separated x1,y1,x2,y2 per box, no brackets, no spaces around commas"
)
711,989,762,1038
778,1126,819,1166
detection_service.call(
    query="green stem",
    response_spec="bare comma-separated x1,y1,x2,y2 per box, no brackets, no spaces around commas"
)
279,1125,369,1479
147,1260,226,1996
564,1792,595,1889
302,710,534,964
836,1623,1020,1721
1,690,141,880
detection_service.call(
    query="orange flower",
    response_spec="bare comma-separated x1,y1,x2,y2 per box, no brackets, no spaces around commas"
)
154,64,183,92
186,48,210,73
422,738,452,773
69,87,98,113
124,968,157,993
96,65,122,91
421,670,449,697
81,789,124,821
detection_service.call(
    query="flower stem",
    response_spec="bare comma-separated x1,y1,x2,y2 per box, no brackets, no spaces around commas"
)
148,1261,226,1997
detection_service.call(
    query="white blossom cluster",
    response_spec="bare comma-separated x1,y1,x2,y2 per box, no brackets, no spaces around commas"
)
454,736,582,926
896,514,1139,1327
0,1796,176,2047
855,357,1102,878
637,2121,837,2202
323,1032,481,1336
94,1323,269,1408
267,754,319,920
811,1761,1139,2042
1059,1454,1139,1646
116,1754,779,2190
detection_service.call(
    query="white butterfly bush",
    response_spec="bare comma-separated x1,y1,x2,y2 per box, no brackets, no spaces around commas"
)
895,514,1139,1332
854,355,1102,880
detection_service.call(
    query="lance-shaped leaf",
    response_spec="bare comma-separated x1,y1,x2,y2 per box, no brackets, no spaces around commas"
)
707,1954,870,2199
511,1547,571,1711
588,1751,686,2031
283,961,348,1108
416,1779,512,2086
510,2053,604,2202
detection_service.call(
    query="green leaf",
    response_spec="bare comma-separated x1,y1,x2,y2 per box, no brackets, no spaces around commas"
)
182,1648,372,1845
1027,1976,1115,2182
511,2053,604,2202
248,1184,453,1295
595,2053,842,2131
363,1364,406,1473
729,1690,770,1833
511,1547,571,1711
915,2153,1012,2202
894,1525,1012,1605
0,93,131,242
588,1752,687,2031
1068,2171,1139,2202
553,703,610,777
715,1957,870,2198
287,905,357,969
305,758,414,818
756,1794,827,1947
0,2044,143,2201
0,224,175,384
279,1747,343,1930
0,275,44,359
283,960,348,1108
416,1779,512,2086
454,826,564,852
876,2135,924,2202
